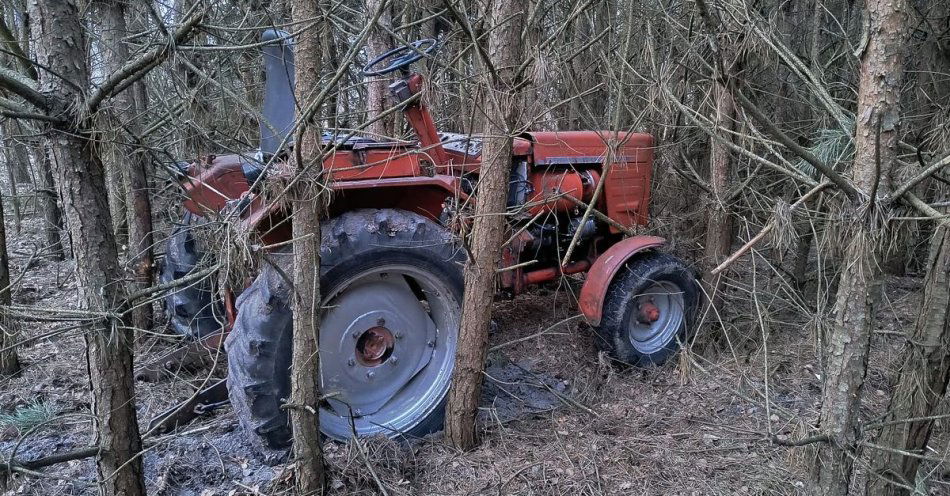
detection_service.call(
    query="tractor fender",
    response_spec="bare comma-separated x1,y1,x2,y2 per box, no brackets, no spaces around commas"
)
579,235,666,326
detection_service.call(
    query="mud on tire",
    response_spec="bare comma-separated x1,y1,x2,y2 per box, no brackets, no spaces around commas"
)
226,209,464,451
160,212,224,338
594,252,699,367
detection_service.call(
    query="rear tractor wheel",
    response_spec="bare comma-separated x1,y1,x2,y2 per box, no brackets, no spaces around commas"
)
594,252,699,367
226,209,464,450
160,212,224,338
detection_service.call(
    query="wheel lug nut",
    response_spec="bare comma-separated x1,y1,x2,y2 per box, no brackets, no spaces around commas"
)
352,331,360,339
347,358,355,366
395,332,403,339
427,340,435,347
377,318,386,326
390,356,398,365
366,371,375,379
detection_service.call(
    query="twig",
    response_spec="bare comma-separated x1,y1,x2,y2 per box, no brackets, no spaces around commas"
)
564,195,635,236
772,434,831,447
710,181,831,275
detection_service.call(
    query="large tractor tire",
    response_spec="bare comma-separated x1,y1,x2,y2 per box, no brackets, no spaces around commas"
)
226,209,464,449
594,252,699,367
160,212,224,338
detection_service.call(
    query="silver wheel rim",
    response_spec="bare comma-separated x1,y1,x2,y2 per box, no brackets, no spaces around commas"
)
626,281,685,354
318,263,459,440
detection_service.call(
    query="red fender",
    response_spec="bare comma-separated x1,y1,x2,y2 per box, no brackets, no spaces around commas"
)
579,235,666,326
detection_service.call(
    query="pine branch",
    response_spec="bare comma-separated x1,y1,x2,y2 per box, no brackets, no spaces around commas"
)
84,4,207,114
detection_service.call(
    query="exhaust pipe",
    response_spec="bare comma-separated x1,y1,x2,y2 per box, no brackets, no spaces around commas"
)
260,29,296,159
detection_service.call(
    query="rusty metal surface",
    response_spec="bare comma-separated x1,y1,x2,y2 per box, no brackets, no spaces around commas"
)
146,379,229,435
578,235,666,326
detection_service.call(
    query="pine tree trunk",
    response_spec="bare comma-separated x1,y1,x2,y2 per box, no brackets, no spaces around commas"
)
5,122,32,184
365,0,394,138
813,1,909,494
444,0,526,451
31,139,64,260
704,37,736,281
99,0,155,333
0,184,18,376
1,132,22,235
866,223,950,495
289,0,325,492
30,1,144,494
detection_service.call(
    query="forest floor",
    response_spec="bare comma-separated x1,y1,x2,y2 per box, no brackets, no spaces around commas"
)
0,212,945,496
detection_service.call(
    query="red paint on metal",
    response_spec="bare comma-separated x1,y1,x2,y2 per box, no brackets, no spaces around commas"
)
403,74,451,168
182,155,251,215
224,287,237,332
523,260,590,285
579,235,666,326
526,170,586,215
524,131,653,164
522,131,654,232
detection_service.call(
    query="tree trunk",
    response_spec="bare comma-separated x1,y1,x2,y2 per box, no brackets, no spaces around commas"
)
30,1,145,494
704,76,735,278
3,122,32,184
364,0,394,138
289,0,325,492
31,139,64,260
0,184,18,376
445,0,526,451
99,0,155,333
813,1,909,494
1,128,22,235
866,223,950,495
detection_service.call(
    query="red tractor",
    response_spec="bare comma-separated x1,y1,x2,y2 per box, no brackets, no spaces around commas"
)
161,32,699,449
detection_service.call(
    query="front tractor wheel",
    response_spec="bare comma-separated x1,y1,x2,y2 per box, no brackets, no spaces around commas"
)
226,209,464,450
594,253,699,367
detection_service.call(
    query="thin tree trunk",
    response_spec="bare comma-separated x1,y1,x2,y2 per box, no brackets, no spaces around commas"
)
2,138,21,235
364,0,394,138
99,0,155,333
4,122,31,184
105,148,128,246
866,223,950,495
32,139,64,260
445,0,526,451
0,184,18,376
704,76,735,276
30,1,145,494
290,0,325,492
813,1,909,494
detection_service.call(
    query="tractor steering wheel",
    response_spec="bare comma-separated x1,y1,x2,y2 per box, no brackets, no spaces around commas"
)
362,39,438,76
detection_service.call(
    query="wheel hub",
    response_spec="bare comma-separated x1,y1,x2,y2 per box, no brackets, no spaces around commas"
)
637,299,661,324
355,326,395,367
627,281,685,354
321,275,438,419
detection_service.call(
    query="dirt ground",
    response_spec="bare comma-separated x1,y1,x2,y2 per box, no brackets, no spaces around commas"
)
0,212,946,496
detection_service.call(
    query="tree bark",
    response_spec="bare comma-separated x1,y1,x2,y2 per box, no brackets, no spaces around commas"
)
1,125,23,234
31,138,64,260
866,223,950,495
813,1,909,494
98,0,155,333
364,0,394,138
289,0,325,492
704,75,736,278
444,0,526,451
3,121,32,184
30,1,145,494
0,183,18,376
